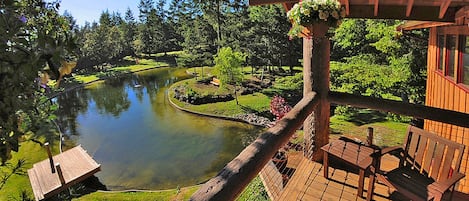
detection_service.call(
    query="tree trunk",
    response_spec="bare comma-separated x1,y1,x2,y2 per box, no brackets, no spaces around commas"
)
216,0,222,52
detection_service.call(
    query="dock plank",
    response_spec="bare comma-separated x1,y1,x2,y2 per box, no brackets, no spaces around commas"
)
28,145,101,201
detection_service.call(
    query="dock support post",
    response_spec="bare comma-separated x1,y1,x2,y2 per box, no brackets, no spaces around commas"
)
45,142,55,173
55,163,66,185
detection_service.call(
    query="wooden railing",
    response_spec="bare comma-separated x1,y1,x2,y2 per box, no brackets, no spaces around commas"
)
190,92,319,201
190,91,469,201
328,91,469,128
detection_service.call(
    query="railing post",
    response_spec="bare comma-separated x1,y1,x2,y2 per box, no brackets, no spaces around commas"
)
303,22,331,161
367,127,374,146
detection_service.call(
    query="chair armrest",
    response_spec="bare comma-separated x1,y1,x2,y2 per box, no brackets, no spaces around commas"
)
430,172,465,193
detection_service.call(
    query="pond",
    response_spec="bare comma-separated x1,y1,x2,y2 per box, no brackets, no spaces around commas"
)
55,68,263,190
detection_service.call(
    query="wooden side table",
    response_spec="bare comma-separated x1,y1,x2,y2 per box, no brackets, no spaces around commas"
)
321,139,376,197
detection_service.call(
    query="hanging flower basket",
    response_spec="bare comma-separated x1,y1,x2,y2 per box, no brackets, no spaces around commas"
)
287,0,346,38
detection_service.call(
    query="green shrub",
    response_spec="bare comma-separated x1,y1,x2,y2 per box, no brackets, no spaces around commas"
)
236,176,269,201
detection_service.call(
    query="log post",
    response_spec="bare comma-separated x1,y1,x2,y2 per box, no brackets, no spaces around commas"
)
44,142,55,173
303,22,331,161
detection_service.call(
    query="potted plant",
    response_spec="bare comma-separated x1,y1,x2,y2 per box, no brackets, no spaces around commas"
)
287,0,346,38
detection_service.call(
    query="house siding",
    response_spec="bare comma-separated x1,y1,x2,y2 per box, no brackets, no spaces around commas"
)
425,27,469,193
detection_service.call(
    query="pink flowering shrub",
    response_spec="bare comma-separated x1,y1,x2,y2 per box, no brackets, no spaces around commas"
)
270,95,292,120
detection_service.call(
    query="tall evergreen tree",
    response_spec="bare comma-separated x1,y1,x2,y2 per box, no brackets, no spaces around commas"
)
122,8,137,56
136,0,156,56
247,5,301,70
138,0,154,22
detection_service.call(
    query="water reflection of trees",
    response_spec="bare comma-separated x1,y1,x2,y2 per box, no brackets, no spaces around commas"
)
89,78,131,117
55,88,89,137
53,69,182,150
53,88,90,149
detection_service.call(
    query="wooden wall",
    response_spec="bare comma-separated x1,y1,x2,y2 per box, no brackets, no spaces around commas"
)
425,27,469,193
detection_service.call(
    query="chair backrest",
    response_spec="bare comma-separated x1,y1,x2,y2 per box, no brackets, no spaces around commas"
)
402,126,466,182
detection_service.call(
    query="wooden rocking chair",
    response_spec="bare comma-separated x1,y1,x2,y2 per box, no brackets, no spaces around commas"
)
367,126,466,201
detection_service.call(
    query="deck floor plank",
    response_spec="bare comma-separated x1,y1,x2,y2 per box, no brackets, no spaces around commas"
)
262,149,469,201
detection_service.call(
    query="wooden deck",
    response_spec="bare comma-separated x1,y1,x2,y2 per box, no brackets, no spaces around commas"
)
261,152,469,201
27,145,101,201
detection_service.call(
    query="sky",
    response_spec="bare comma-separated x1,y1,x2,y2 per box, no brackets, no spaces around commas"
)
59,0,143,26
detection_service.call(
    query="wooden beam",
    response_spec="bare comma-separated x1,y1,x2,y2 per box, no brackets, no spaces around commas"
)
190,93,319,201
406,0,414,17
439,0,452,19
374,0,379,16
346,5,456,22
328,91,469,128
282,3,294,11
398,21,454,31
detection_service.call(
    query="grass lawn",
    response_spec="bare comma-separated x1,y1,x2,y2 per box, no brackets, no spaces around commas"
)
187,66,215,77
330,115,409,147
0,140,60,201
169,78,271,117
171,91,271,117
73,74,100,83
74,186,200,201
73,57,171,84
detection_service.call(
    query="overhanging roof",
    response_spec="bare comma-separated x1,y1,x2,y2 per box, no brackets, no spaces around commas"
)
250,0,469,22
397,21,454,31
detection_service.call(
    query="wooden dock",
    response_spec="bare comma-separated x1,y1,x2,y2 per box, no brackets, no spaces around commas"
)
27,145,101,201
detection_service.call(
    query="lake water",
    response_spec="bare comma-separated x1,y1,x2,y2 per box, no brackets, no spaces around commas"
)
55,68,263,190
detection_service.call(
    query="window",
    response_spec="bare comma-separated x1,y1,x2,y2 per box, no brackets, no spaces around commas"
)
461,36,469,85
436,32,469,88
446,35,456,78
438,35,445,71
